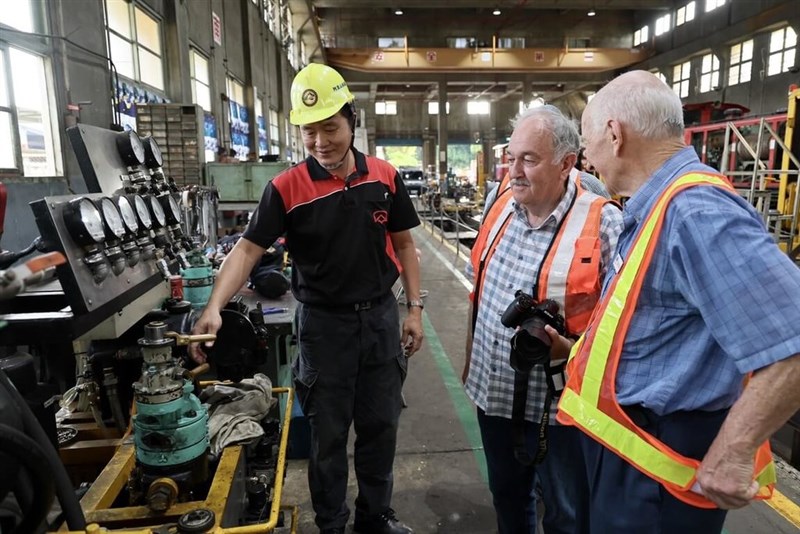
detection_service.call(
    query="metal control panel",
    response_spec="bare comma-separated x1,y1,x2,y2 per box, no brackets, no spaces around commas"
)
30,193,165,316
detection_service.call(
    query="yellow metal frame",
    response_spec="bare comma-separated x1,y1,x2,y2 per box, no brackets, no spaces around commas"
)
53,387,297,534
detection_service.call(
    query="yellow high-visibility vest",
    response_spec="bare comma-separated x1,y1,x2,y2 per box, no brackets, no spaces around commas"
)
556,172,776,509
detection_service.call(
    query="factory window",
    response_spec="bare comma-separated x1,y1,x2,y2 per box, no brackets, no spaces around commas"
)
676,1,695,26
269,109,280,155
699,53,720,93
728,39,753,86
375,101,397,115
767,27,797,76
0,0,35,32
105,0,164,90
0,46,60,176
378,37,405,49
652,71,668,84
190,49,211,111
655,14,671,36
467,101,490,115
428,102,450,115
633,25,649,47
266,0,278,36
280,2,295,67
256,96,267,157
497,37,525,49
704,0,725,13
672,61,691,98
447,37,476,49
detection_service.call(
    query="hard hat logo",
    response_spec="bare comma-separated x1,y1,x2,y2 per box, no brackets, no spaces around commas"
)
302,89,318,107
289,62,355,126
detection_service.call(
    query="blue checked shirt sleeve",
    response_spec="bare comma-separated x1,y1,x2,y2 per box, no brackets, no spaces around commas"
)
598,202,623,281
668,187,800,374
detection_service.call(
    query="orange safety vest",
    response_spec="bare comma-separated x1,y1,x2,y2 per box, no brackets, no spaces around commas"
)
470,171,611,336
556,172,776,509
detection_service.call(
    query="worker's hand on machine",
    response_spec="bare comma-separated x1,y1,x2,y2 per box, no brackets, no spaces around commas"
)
401,314,424,357
189,308,223,364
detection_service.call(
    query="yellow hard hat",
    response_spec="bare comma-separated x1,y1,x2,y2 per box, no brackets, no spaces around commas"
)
289,63,355,126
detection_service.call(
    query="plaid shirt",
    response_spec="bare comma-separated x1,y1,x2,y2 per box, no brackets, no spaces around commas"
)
466,174,623,422
610,147,800,414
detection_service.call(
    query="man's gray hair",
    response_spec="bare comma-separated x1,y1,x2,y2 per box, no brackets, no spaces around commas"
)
511,104,581,163
587,72,684,140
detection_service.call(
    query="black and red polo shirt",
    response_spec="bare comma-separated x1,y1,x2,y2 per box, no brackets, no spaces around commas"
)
242,147,420,306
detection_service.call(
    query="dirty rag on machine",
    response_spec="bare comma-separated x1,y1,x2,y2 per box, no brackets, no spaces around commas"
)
199,373,277,456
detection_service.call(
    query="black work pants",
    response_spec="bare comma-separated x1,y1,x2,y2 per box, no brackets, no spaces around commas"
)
292,294,407,531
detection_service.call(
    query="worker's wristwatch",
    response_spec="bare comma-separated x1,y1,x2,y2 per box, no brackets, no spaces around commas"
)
406,299,425,310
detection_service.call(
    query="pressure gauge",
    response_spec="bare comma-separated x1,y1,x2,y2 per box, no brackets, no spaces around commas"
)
115,130,146,167
63,197,105,246
98,197,126,240
115,195,139,234
132,194,153,230
158,194,182,225
142,136,163,169
148,195,167,227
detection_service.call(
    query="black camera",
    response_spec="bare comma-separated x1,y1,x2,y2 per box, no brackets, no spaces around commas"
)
501,291,566,373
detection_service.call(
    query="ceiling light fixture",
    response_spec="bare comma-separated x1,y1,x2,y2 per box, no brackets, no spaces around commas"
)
587,8,596,16
394,8,403,15
493,8,501,15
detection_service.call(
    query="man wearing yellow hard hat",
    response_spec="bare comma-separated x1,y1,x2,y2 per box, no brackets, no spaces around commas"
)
191,63,422,534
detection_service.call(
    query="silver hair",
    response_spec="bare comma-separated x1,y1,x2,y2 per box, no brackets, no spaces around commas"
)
586,72,684,140
511,104,581,163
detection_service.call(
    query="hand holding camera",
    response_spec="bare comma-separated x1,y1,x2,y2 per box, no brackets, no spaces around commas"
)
501,290,566,374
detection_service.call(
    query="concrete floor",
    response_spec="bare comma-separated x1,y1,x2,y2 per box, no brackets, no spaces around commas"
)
278,225,800,534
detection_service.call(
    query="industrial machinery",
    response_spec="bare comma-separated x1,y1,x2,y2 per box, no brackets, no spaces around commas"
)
0,122,296,533
129,321,211,512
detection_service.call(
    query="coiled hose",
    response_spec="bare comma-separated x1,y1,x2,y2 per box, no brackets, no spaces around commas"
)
0,370,86,530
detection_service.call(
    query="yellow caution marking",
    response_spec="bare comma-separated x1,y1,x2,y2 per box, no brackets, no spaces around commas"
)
765,489,800,528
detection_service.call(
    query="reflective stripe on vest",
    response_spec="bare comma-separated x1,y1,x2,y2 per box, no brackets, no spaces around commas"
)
470,173,608,336
556,172,776,509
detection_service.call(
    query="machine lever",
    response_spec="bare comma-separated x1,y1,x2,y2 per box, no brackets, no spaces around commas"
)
164,331,217,346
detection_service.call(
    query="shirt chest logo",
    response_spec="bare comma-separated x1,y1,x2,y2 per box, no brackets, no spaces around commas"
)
373,210,388,224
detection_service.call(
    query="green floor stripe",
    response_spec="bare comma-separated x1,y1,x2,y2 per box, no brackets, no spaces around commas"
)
421,312,488,482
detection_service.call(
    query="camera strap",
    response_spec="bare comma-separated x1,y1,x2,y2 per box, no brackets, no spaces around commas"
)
512,362,563,466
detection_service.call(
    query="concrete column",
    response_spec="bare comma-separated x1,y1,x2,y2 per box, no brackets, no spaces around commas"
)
163,0,192,103
437,80,448,194
522,75,532,110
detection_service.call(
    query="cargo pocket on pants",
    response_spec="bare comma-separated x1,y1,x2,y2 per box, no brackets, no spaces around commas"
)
292,357,319,413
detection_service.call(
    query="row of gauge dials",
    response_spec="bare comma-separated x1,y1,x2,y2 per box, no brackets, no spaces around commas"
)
63,193,181,247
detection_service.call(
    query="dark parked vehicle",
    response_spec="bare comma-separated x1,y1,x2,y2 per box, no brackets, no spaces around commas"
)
400,169,427,195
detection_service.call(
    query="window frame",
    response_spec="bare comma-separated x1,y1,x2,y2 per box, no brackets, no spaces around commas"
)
676,1,696,26
634,25,649,47
104,0,165,91
375,101,398,115
767,26,798,77
728,39,753,86
672,60,691,98
699,53,720,93
189,47,211,111
655,14,671,37
0,41,63,177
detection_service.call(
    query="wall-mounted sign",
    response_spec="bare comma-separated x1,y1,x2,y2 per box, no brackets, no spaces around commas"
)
534,51,544,62
426,50,437,62
212,12,222,46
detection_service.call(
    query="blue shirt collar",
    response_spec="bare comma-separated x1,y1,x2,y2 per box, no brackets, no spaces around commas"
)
622,146,701,227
